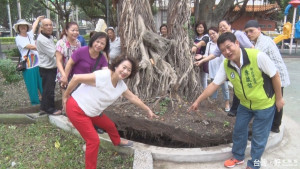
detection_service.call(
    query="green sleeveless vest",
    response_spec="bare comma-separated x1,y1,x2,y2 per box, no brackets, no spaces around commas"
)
224,48,275,110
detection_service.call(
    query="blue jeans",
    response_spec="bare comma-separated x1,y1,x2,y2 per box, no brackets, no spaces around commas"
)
211,81,230,100
232,104,275,169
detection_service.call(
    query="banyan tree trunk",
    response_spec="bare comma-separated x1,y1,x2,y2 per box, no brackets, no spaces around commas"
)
118,0,201,101
166,0,200,101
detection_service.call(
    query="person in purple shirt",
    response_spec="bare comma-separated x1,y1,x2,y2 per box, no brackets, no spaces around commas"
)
62,32,109,134
62,32,109,87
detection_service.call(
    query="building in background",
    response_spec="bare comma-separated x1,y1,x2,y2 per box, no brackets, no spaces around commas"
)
153,0,280,32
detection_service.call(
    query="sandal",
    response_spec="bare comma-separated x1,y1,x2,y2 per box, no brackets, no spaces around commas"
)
119,140,133,147
39,110,47,116
50,110,62,116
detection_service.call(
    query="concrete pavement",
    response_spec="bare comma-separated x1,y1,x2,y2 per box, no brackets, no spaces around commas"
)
153,57,300,169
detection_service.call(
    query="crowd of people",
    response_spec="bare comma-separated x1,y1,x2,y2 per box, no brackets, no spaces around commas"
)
188,19,289,169
13,16,289,169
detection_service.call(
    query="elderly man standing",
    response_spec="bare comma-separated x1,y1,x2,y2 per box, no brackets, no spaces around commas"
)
36,18,61,115
106,27,121,63
188,32,284,169
244,20,290,133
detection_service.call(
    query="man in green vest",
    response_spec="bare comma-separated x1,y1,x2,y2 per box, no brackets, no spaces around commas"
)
188,32,284,169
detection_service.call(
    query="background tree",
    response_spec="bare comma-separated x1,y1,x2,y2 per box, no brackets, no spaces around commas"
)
38,0,72,28
0,0,46,30
193,0,288,27
194,0,249,27
117,0,201,105
71,0,117,27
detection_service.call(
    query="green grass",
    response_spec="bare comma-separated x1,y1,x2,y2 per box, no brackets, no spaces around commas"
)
0,121,133,169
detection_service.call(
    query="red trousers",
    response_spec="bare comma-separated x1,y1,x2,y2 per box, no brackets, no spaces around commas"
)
66,96,121,169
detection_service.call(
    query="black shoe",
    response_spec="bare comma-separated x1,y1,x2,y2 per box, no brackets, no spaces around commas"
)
227,111,236,117
271,128,280,133
96,128,105,134
94,126,105,134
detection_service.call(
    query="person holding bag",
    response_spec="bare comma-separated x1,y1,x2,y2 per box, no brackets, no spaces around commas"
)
14,16,44,105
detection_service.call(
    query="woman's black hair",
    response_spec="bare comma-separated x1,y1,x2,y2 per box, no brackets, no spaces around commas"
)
194,21,208,36
219,20,231,27
217,32,237,47
88,32,110,55
59,22,78,39
89,31,97,38
208,26,219,33
109,55,139,79
159,24,168,32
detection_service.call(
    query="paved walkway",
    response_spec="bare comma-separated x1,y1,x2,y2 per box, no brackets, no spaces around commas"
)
154,58,300,169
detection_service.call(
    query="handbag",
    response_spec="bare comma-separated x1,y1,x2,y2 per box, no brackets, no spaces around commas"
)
16,49,30,71
16,36,31,72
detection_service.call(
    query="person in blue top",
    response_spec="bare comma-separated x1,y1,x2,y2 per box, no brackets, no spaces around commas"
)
77,34,87,46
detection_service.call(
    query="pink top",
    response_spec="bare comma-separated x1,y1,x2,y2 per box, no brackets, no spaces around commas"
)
56,35,81,81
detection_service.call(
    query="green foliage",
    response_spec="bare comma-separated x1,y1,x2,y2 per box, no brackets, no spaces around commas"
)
0,0,46,30
0,59,22,84
71,0,118,26
151,4,158,15
0,90,4,98
223,120,230,127
0,37,16,44
3,48,20,58
158,97,170,115
83,33,90,41
71,0,107,19
0,121,133,168
206,112,215,118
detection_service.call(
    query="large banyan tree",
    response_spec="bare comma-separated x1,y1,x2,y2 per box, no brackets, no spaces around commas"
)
118,0,201,103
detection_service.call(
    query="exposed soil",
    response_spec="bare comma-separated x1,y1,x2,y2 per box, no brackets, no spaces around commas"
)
0,72,236,148
106,95,235,148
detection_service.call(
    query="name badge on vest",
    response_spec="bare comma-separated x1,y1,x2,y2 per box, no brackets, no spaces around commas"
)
230,72,235,79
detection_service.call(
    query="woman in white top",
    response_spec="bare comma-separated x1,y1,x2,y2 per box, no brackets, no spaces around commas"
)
63,56,158,169
14,16,44,105
205,27,230,112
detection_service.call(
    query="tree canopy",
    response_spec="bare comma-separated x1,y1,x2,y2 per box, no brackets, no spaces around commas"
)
0,0,46,30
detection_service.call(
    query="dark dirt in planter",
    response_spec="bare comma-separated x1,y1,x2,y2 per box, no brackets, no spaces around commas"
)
0,73,236,148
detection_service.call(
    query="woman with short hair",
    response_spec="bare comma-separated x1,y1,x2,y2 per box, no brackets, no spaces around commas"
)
63,56,158,169
61,32,109,88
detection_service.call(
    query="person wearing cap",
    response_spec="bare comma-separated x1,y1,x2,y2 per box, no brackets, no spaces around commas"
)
244,20,290,133
36,18,61,115
106,27,121,63
14,16,44,105
189,32,283,169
